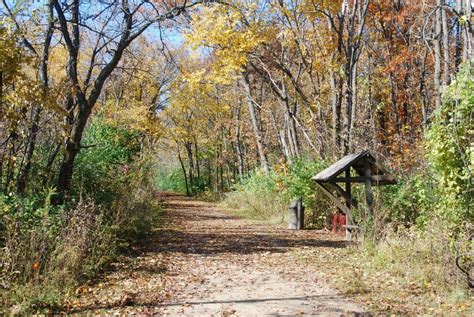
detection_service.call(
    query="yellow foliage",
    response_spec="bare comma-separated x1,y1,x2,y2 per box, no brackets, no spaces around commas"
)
105,100,164,138
97,40,171,139
163,55,237,148
185,3,272,83
0,21,64,133
0,22,26,83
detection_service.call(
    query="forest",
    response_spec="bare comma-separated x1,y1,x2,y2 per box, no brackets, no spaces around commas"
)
0,0,472,314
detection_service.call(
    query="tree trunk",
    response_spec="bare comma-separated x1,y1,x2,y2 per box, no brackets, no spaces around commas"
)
16,107,40,194
242,72,269,173
367,53,377,150
342,60,353,155
219,148,224,192
467,0,474,59
177,144,190,197
441,0,450,85
16,2,54,194
56,107,92,196
234,104,244,182
420,50,430,129
0,71,6,189
282,80,299,157
349,62,358,153
455,0,463,70
4,144,16,193
42,142,61,186
329,66,342,154
206,158,212,187
0,71,3,110
194,138,200,179
185,141,194,192
289,102,300,157
433,2,442,111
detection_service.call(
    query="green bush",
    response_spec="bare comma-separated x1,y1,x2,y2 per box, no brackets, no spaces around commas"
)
376,171,437,228
283,157,331,228
72,117,141,205
156,165,212,195
111,155,163,243
0,189,63,235
156,167,189,194
427,62,473,227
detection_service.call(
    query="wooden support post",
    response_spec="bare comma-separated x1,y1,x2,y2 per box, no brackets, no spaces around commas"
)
288,197,304,230
345,168,352,241
345,168,351,209
297,197,304,230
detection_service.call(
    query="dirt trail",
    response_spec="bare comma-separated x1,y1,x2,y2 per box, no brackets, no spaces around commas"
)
68,193,366,316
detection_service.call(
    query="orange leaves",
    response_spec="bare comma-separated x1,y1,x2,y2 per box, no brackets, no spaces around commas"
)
32,261,40,271
75,286,93,295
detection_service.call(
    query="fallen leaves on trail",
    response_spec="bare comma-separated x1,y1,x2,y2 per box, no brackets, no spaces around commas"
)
61,194,472,315
75,286,92,295
222,308,237,316
62,193,363,315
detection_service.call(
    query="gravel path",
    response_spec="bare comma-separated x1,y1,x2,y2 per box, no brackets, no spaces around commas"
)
68,193,366,316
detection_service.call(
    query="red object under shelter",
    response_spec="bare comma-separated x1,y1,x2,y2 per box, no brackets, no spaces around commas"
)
332,213,346,236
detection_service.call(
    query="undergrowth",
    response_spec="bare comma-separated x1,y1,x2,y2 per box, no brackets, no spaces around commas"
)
224,170,286,222
223,157,330,227
0,118,162,314
301,221,472,314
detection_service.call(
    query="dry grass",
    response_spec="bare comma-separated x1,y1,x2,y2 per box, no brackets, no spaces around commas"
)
0,183,162,314
0,198,116,314
296,222,473,315
223,190,287,224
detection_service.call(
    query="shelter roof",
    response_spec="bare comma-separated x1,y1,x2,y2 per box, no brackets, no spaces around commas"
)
312,150,396,185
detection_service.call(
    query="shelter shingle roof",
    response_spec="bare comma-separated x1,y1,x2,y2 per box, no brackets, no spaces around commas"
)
312,150,396,185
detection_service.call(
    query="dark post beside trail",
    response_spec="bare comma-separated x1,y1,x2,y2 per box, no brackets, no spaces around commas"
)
312,150,396,241
288,197,304,230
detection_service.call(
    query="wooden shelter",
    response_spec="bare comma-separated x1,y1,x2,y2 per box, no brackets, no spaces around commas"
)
312,150,396,239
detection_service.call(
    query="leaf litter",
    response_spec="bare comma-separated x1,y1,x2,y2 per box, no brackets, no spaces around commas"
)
64,193,371,315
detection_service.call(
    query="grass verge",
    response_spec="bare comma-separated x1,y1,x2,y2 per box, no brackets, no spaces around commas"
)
295,224,473,314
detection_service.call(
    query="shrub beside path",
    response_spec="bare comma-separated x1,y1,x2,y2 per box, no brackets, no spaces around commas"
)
66,193,366,316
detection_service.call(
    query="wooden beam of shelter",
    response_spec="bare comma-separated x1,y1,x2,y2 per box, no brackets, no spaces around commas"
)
333,175,395,183
315,181,353,224
330,182,359,208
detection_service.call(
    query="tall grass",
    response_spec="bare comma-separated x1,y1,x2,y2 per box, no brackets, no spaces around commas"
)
362,222,469,290
223,158,331,227
1,197,115,313
224,170,286,222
